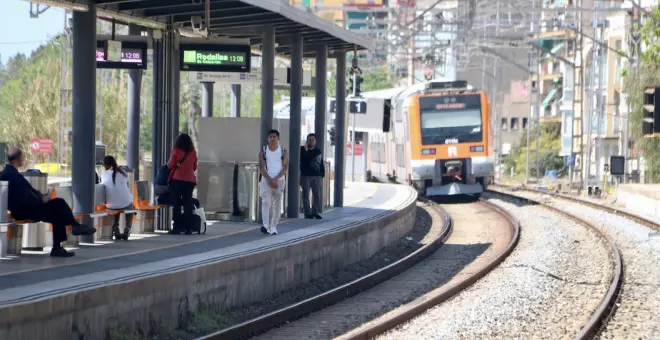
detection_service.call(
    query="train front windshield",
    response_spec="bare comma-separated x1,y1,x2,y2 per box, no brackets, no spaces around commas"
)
419,95,483,145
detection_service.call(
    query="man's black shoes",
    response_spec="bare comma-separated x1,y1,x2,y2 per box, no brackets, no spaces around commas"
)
71,224,96,236
50,247,75,257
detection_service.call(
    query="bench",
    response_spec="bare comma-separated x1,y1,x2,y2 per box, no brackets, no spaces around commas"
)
1,188,57,255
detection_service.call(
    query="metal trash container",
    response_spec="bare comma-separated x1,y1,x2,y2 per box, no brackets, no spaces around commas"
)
21,172,48,251
324,161,331,208
0,181,10,257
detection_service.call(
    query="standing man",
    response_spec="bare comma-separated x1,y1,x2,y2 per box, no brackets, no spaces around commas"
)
300,133,325,219
258,129,288,235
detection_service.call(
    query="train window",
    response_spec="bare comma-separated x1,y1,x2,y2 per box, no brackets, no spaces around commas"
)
522,118,529,130
420,108,483,145
511,118,520,131
501,118,507,131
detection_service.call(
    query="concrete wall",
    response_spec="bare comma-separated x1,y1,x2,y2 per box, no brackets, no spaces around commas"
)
615,184,660,220
0,191,417,339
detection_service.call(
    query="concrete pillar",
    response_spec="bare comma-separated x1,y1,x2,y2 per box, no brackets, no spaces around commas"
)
314,45,327,154
231,84,241,117
71,6,96,242
127,24,141,180
287,34,303,218
202,82,214,118
260,25,275,147
334,51,347,208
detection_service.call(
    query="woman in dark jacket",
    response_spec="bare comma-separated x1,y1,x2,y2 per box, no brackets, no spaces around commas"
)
167,133,198,234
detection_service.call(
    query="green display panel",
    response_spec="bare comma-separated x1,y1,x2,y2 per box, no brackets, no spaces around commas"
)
180,44,251,72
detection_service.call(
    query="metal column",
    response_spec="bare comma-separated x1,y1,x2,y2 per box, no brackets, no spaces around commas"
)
172,43,181,138
71,6,96,243
202,82,214,118
334,51,347,208
231,84,241,117
127,25,142,180
314,45,328,154
151,37,163,185
287,34,303,218
260,26,275,147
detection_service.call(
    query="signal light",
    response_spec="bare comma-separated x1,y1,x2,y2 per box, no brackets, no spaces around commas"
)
643,87,660,137
470,145,484,152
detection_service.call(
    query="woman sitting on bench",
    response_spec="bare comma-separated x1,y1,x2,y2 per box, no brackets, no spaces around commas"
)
100,156,133,240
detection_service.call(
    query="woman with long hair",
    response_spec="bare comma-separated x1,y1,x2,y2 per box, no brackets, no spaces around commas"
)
167,133,198,234
100,155,134,240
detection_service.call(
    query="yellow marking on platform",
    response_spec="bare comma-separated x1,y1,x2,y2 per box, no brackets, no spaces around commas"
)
0,226,254,277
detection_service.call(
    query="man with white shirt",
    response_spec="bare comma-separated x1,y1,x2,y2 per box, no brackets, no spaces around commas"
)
258,129,289,235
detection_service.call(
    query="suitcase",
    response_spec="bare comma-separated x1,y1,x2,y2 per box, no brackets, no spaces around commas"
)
173,213,206,234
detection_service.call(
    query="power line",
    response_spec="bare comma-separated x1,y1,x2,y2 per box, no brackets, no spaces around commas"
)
0,40,49,45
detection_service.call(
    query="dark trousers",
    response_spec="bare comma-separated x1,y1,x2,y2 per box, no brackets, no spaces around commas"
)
169,180,196,225
111,204,134,230
301,176,322,216
15,198,76,249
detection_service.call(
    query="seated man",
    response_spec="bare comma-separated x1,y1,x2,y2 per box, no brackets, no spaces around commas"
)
0,148,96,257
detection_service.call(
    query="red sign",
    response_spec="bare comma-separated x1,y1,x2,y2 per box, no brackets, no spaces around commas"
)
346,143,363,156
30,138,53,155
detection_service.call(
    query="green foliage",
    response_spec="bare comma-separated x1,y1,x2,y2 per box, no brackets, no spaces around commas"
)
624,6,660,182
503,122,566,178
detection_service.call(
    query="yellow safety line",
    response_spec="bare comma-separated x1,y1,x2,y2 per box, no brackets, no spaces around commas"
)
0,183,382,277
0,227,254,277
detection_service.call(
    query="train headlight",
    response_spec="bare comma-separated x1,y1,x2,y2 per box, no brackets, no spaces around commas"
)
422,148,436,155
469,145,484,152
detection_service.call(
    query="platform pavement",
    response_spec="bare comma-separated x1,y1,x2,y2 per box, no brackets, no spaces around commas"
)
0,180,396,303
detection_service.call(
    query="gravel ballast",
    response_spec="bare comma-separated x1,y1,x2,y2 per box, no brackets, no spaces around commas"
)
494,188,660,339
378,195,613,340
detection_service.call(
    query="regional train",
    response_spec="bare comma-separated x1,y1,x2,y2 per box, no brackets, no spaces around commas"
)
365,80,495,197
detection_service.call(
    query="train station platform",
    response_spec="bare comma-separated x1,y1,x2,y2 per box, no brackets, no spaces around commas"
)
0,182,418,340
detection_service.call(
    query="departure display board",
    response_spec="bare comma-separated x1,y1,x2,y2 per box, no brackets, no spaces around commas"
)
96,41,147,69
180,43,251,73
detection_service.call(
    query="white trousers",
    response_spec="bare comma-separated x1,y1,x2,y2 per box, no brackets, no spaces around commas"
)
260,177,285,228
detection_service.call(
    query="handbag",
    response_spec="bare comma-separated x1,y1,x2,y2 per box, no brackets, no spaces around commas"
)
167,150,190,183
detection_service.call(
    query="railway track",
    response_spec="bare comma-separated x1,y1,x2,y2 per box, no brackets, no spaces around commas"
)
195,198,519,340
491,184,660,339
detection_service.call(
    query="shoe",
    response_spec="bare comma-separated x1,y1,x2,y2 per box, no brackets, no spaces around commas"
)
260,226,269,234
313,214,322,220
122,227,131,241
168,228,183,235
304,215,314,219
72,224,96,236
112,227,122,240
184,229,192,235
268,226,278,235
50,247,75,257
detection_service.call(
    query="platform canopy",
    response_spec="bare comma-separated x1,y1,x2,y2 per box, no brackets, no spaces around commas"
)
45,0,374,56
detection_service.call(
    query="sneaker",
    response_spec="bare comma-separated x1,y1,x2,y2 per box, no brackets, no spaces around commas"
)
313,214,322,220
50,247,75,257
72,224,96,236
112,227,122,240
269,226,278,235
121,227,131,241
260,226,269,234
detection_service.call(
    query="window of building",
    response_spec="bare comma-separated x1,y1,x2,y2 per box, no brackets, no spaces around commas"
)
522,118,529,130
501,118,507,131
511,118,520,131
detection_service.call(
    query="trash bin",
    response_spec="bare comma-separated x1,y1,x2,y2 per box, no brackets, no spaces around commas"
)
21,172,48,251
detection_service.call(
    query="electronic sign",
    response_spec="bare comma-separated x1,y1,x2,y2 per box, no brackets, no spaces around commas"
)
180,43,251,73
96,41,147,69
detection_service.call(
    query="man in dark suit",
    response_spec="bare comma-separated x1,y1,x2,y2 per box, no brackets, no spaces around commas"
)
300,133,325,219
0,148,96,257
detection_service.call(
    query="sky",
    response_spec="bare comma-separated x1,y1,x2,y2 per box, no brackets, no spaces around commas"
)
0,1,65,65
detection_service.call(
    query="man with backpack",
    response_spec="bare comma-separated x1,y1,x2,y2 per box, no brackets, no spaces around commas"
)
259,129,288,235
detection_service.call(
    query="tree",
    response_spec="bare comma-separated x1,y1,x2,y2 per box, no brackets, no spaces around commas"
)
623,7,660,182
503,122,566,178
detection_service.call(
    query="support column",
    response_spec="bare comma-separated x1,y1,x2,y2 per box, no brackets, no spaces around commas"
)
151,38,163,184
334,51,347,208
71,6,96,243
287,34,303,218
202,82,214,117
172,44,180,137
314,45,327,154
231,84,241,117
260,26,275,147
127,24,141,180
